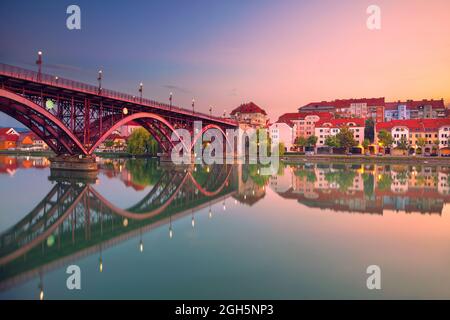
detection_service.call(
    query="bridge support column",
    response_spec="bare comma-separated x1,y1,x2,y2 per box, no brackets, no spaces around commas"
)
49,155,98,172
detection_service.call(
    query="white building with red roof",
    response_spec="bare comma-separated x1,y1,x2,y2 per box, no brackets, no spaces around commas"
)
229,102,268,130
119,120,141,137
269,121,295,152
314,118,365,147
270,112,334,151
0,128,20,150
375,118,450,154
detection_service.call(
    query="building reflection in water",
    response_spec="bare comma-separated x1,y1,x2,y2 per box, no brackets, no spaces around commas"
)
270,162,450,215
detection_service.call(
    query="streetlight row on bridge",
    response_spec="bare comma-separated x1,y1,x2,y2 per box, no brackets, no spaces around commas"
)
35,50,229,119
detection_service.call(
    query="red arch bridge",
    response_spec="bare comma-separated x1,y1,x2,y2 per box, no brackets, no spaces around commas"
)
0,63,238,166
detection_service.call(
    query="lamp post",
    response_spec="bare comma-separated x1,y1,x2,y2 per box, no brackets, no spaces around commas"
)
209,106,212,118
36,51,42,82
192,98,195,114
97,70,102,94
139,82,143,103
169,92,173,109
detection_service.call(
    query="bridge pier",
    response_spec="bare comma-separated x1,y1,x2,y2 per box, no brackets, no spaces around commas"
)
49,155,98,172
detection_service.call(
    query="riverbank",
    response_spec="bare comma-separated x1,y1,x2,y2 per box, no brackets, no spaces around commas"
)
0,150,158,159
281,154,450,165
0,150,54,157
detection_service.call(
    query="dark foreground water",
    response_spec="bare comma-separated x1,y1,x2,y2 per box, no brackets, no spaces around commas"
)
0,155,450,299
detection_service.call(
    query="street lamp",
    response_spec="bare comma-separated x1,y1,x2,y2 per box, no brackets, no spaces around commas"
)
209,106,212,118
169,92,173,109
192,98,195,114
139,82,143,103
36,51,43,81
97,70,103,93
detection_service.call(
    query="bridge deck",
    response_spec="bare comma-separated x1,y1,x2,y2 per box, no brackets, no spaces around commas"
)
0,63,237,127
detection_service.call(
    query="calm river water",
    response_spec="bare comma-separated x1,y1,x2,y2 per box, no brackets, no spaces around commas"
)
0,155,450,299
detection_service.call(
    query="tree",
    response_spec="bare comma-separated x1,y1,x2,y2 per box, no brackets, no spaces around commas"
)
377,130,394,149
432,139,440,153
336,126,357,152
325,135,340,148
364,118,375,143
279,142,286,156
416,137,426,154
306,135,318,147
127,128,158,155
362,138,370,151
104,140,114,150
396,136,409,150
295,136,307,147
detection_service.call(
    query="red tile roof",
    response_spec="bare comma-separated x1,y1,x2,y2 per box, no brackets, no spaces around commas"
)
106,134,127,141
315,118,365,128
301,97,385,109
376,118,450,131
384,99,446,111
0,128,19,142
0,128,19,136
230,102,267,115
276,112,334,126
126,121,141,126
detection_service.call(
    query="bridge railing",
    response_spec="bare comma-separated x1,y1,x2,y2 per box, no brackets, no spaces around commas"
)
0,63,237,126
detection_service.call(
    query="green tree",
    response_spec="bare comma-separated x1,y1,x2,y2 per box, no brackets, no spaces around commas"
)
396,136,409,150
362,138,370,151
432,139,440,153
279,142,286,156
364,118,375,143
325,135,340,148
336,126,357,152
306,135,318,147
295,136,307,148
377,130,394,149
127,128,158,155
416,137,426,154
104,140,114,149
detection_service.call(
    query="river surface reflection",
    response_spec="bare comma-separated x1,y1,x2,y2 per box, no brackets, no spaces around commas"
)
1,155,450,299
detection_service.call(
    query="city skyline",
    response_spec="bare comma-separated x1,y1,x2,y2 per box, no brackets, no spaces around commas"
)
1,0,449,128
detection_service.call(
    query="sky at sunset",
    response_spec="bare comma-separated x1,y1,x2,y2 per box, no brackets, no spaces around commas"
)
0,0,449,126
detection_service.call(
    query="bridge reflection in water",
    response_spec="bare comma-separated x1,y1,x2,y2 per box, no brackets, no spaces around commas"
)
0,161,236,295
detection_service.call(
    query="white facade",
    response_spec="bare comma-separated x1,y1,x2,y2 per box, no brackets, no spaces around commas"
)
269,122,294,151
438,125,450,149
391,126,409,148
315,122,364,147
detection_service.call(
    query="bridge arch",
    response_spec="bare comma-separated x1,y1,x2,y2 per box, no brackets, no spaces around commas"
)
88,112,188,154
191,123,233,152
0,89,87,155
